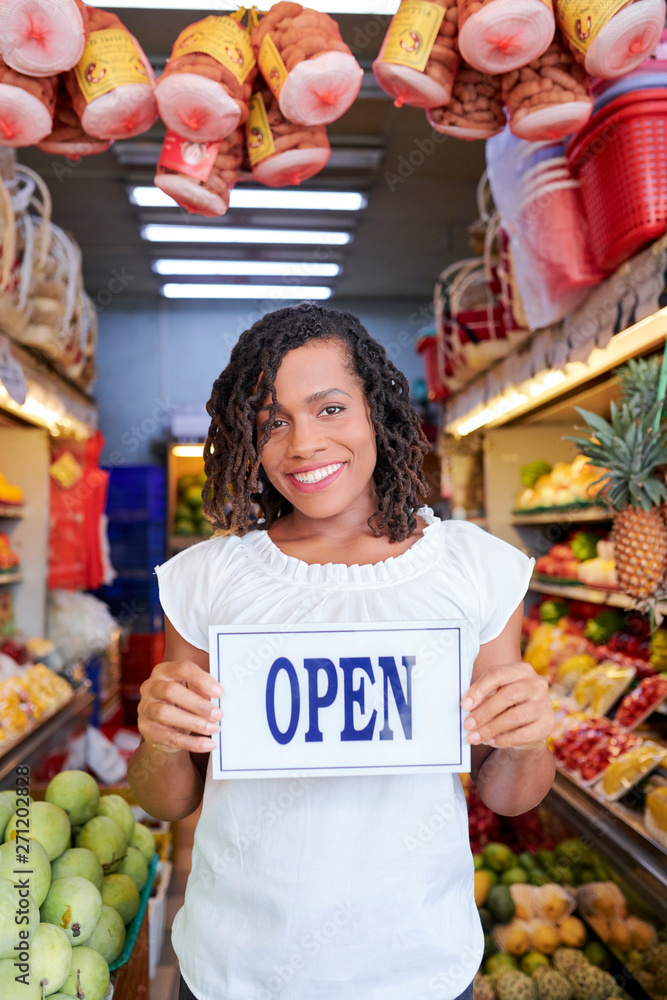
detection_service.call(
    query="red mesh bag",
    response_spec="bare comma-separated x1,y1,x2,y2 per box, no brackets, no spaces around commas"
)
155,128,244,217
246,83,330,187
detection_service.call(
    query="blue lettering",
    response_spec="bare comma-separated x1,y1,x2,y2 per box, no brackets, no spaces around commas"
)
266,657,300,744
378,655,414,740
340,657,377,741
304,658,338,742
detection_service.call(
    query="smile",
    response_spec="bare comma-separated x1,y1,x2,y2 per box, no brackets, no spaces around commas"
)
288,463,346,492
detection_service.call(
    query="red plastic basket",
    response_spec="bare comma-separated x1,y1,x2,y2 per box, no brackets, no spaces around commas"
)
416,334,449,402
567,89,667,272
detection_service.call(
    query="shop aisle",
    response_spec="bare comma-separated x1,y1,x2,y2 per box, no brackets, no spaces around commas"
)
153,804,202,1000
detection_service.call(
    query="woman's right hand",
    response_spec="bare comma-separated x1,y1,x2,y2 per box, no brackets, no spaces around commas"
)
137,659,224,755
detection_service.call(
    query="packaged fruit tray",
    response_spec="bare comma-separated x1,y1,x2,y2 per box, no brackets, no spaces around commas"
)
614,675,667,730
552,716,641,786
594,741,667,803
109,852,158,971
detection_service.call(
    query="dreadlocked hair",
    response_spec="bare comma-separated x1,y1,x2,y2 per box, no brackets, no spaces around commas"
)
203,301,430,542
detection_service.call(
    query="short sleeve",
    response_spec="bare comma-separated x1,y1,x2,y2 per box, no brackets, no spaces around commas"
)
155,543,212,651
446,522,534,644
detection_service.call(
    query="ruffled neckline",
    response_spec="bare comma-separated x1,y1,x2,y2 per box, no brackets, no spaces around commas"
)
240,507,443,587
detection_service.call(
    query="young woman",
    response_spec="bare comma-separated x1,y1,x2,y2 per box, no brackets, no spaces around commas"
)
129,302,555,1000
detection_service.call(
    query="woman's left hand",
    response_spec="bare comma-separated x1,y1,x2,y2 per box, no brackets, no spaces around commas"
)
461,661,555,751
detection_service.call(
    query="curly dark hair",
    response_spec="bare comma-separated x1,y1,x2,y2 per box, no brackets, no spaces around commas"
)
203,301,430,542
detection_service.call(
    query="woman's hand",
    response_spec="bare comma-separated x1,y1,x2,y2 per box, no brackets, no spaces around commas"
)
137,659,224,755
461,661,554,751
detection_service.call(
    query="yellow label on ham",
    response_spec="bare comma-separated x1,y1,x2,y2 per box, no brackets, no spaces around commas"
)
246,92,276,166
380,1,446,72
259,34,289,98
172,15,255,85
74,29,151,103
554,0,630,54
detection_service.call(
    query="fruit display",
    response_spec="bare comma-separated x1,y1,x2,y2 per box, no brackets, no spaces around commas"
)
173,472,214,539
0,665,72,748
533,533,618,590
572,662,635,716
0,533,20,575
596,741,666,801
644,785,667,849
0,770,157,997
614,675,667,729
551,716,640,784
515,455,605,511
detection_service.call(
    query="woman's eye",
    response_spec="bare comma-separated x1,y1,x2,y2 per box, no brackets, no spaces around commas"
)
321,405,344,416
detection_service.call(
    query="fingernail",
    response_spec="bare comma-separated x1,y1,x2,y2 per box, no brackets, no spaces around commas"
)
212,685,224,697
461,697,473,710
210,707,222,720
464,717,476,730
206,722,221,733
486,738,498,748
467,731,481,744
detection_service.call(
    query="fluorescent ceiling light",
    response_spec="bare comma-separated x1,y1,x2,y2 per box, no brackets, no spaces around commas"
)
161,283,333,300
142,225,351,245
153,260,341,277
94,2,397,11
131,186,367,212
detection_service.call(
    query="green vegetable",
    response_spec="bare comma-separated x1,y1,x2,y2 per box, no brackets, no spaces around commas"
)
583,609,625,644
520,460,553,487
539,600,570,624
569,531,599,562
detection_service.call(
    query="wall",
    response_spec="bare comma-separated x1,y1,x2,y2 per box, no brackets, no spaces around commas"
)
95,296,431,466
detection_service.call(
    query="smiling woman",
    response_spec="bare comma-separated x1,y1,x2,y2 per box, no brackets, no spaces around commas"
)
128,300,555,1000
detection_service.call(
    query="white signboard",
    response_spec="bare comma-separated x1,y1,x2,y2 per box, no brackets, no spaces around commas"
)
209,620,471,780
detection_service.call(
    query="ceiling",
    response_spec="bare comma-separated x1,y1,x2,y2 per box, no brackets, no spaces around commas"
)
18,5,488,304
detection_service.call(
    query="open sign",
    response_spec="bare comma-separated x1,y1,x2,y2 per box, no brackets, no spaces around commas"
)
209,620,471,779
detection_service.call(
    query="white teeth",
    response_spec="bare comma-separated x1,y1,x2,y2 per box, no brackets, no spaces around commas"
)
292,463,343,484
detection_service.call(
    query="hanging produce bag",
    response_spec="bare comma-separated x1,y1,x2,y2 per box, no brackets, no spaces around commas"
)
0,59,56,147
250,3,363,126
155,128,244,217
37,78,111,158
427,62,505,138
0,0,89,77
555,0,665,78
457,0,555,74
64,7,158,141
372,0,460,109
155,14,257,143
245,84,330,187
502,31,593,139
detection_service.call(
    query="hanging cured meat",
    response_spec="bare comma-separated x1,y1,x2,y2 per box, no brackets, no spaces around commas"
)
457,0,556,74
37,79,111,157
155,15,257,143
427,63,505,138
245,83,330,187
0,0,89,77
154,129,244,217
64,7,157,141
250,3,363,126
555,0,665,78
373,0,461,109
0,58,56,147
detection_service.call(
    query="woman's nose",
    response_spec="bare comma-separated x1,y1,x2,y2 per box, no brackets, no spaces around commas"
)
287,417,326,458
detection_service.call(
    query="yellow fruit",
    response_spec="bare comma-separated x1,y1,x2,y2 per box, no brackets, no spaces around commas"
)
625,916,657,950
556,654,598,690
475,870,492,907
510,884,536,921
576,882,627,920
607,919,630,950
538,886,570,922
524,624,556,676
587,916,610,942
531,923,560,955
494,920,531,956
559,915,587,948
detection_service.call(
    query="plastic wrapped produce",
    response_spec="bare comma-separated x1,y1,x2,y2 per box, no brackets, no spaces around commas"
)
457,0,555,74
0,58,56,147
37,79,111,157
155,128,244,217
502,33,593,139
373,0,461,109
246,84,330,186
155,14,256,143
64,6,157,141
427,62,505,137
251,3,363,125
0,0,89,76
556,0,665,78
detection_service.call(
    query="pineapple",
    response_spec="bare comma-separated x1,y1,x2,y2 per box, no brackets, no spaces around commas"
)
616,355,663,418
568,402,667,600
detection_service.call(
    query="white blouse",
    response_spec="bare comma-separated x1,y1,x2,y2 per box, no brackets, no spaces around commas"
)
156,510,533,1000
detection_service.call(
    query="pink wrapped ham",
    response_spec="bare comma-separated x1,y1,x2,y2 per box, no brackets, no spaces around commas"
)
555,0,665,78
0,58,56,147
0,0,89,76
373,0,461,109
154,129,244,217
64,7,157,141
246,83,330,187
155,15,257,143
37,79,111,157
250,3,363,126
457,0,556,74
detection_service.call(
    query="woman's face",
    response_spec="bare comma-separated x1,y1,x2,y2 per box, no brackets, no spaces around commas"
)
257,339,378,522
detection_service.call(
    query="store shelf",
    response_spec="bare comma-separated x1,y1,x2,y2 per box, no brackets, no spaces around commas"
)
528,578,667,613
0,686,94,785
0,571,21,585
546,770,667,923
0,506,24,519
511,507,611,525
